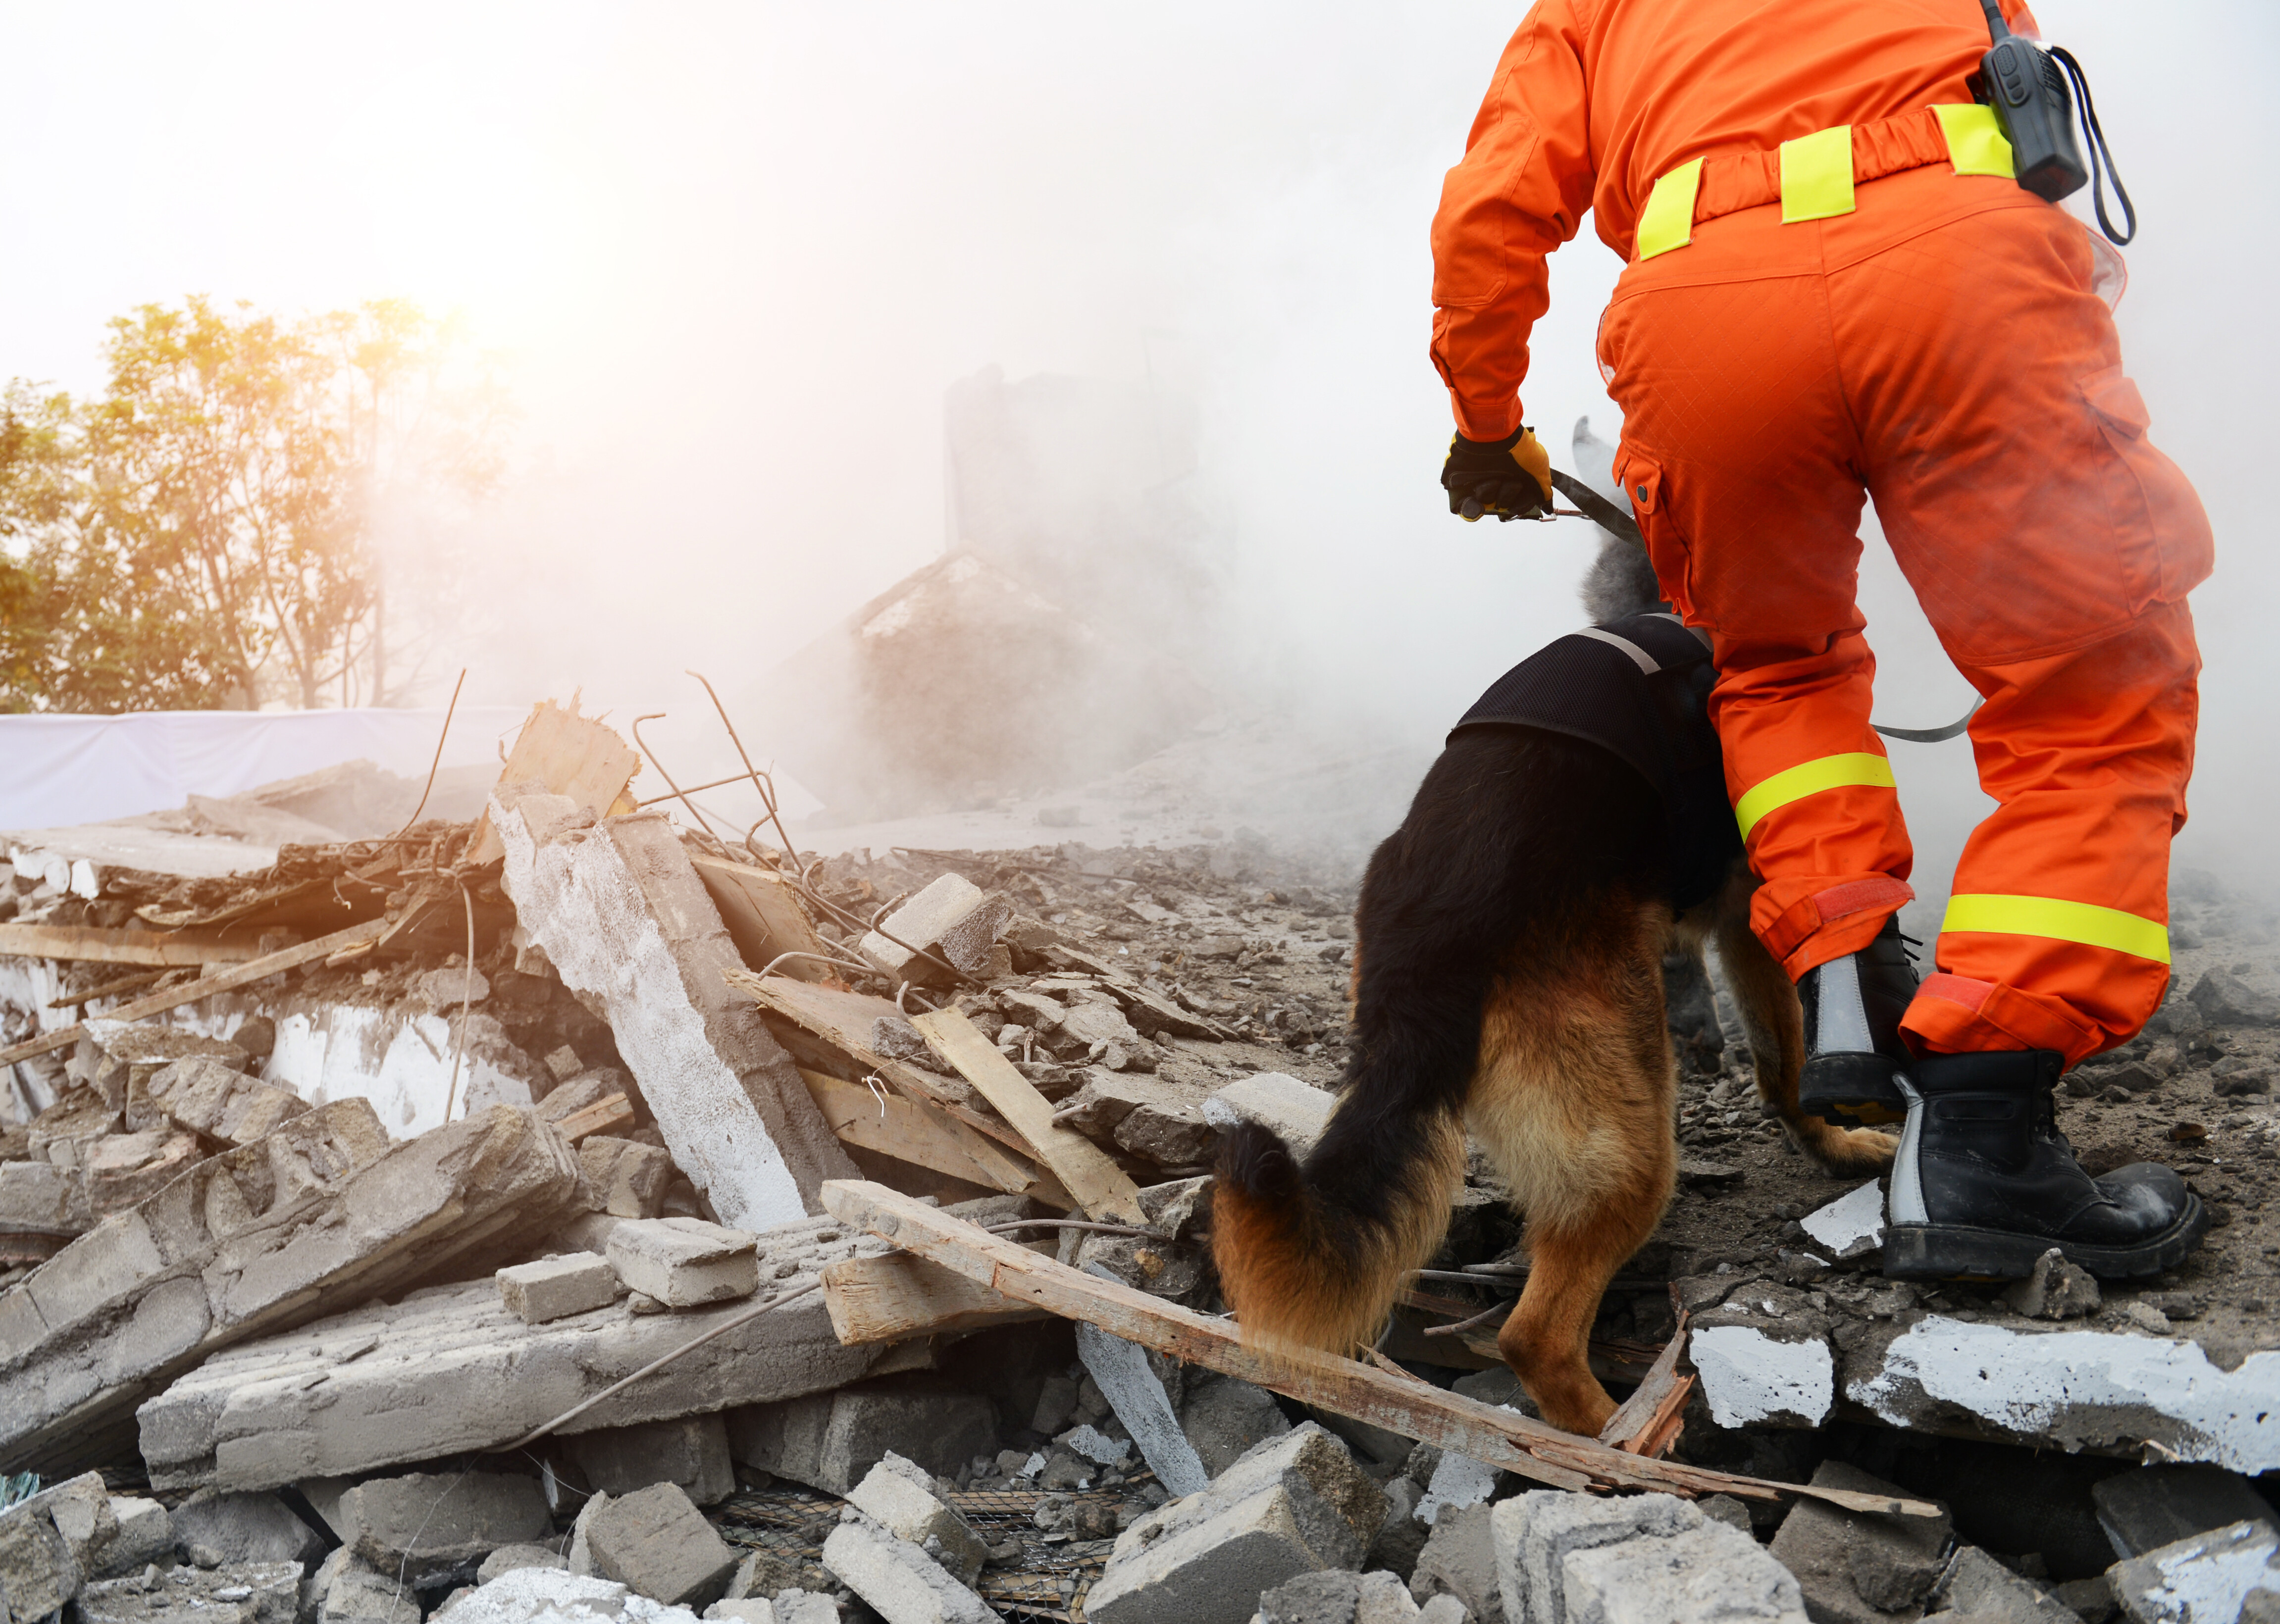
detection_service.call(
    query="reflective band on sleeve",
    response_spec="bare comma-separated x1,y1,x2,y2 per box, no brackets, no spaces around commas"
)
1780,125,1856,222
1734,751,1895,840
1933,103,2016,178
1637,159,1703,260
1941,894,2171,965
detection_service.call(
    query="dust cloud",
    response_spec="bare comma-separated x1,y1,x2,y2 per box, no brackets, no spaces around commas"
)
0,3,2270,892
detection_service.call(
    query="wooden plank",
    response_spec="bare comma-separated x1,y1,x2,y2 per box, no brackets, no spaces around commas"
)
1599,1312,1691,1455
821,1243,1057,1345
908,1008,1147,1225
820,1181,1944,1519
726,971,1077,1211
0,924,269,968
551,1093,635,1144
691,856,835,982
799,1068,1043,1196
466,697,640,865
0,920,389,1066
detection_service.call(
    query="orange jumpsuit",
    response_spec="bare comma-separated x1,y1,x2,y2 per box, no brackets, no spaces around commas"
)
1431,0,2212,1066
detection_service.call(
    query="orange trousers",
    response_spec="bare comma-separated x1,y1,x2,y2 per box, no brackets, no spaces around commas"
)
1600,167,2212,1067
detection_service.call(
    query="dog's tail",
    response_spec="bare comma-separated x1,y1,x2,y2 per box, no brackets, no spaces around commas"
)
1212,1101,1468,1360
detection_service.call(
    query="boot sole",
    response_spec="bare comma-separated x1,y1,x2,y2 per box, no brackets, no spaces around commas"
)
1799,1054,1910,1128
1881,1194,2210,1283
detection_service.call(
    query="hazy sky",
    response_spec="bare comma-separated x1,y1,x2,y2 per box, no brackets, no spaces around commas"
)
2,2,2273,892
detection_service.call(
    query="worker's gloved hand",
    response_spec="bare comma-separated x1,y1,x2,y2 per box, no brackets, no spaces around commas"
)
1443,426,1554,522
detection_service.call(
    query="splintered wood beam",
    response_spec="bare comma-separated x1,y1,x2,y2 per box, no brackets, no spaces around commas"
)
907,1008,1147,1225
820,1180,1943,1518
0,924,269,968
549,1093,635,1144
466,697,640,865
0,919,389,1066
799,1067,1046,1197
1598,1311,1694,1459
821,1242,1058,1345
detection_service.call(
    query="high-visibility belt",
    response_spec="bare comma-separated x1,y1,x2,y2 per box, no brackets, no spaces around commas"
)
1733,751,1896,841
1636,103,2016,261
1941,894,2172,965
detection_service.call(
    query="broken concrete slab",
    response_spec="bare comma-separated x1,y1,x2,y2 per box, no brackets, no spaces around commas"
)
1560,1521,1808,1624
1200,1072,1333,1154
171,1488,327,1571
494,792,856,1228
1409,1502,1502,1624
335,1472,553,1577
1085,1423,1386,1624
82,1126,205,1212
497,1253,620,1325
1799,1181,1884,1263
1933,1546,2082,1624
4,1098,591,1476
2107,1520,2280,1624
0,1158,90,1238
845,1451,988,1587
139,1213,887,1490
76,1560,303,1624
568,1416,737,1508
822,1514,994,1624
570,1485,739,1609
1178,1370,1291,1478
1078,1312,1210,1496
1691,1311,1835,1431
1493,1490,1706,1624
145,1054,308,1145
434,1567,708,1624
726,1386,998,1497
2092,1466,2278,1560
1766,1462,1950,1624
606,1218,761,1308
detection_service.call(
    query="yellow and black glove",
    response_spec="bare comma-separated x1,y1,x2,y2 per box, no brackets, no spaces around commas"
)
1443,426,1554,522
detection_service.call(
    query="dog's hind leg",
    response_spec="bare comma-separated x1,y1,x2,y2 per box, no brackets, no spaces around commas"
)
1712,880,1896,1174
1467,896,1676,1436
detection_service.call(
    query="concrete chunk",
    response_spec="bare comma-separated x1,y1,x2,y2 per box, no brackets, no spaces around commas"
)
434,1567,708,1624
140,1214,883,1491
0,1159,90,1236
478,1546,569,1584
1494,1490,1704,1624
822,1515,995,1624
570,1485,739,1609
1798,1182,1884,1262
77,1560,302,1624
846,1451,987,1587
1078,1313,1210,1497
1560,1522,1807,1624
494,793,857,1229
2093,1465,2278,1559
581,1138,675,1219
1086,1423,1386,1624
607,1218,761,1308
498,1253,620,1324
98,1496,173,1578
568,1416,737,1508
4,1099,584,1479
335,1471,552,1575
1935,1547,2083,1624
2188,970,2280,1028
727,1387,998,1496
1201,1073,1334,1154
311,1548,423,1624
0,1482,88,1622
1411,1503,1502,1624
172,1489,326,1571
2108,1521,2280,1624
1765,1461,1950,1623
149,1054,310,1145
858,874,1010,986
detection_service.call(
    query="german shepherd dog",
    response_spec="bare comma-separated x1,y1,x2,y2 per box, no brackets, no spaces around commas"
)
1211,541,1899,1436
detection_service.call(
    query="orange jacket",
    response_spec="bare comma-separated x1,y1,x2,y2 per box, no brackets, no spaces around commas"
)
1431,0,2039,440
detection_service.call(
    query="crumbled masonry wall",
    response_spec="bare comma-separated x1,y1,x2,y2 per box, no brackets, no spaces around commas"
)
494,792,855,1228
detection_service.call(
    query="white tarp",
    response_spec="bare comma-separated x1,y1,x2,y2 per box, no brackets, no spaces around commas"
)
0,706,530,830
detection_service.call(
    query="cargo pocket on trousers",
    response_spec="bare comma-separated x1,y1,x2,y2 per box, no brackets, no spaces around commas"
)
1609,447,1694,621
2079,366,2215,609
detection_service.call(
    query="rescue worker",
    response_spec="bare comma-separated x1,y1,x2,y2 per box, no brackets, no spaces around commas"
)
1432,0,2212,1280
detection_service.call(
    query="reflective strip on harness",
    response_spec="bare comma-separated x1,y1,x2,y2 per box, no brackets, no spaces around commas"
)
1734,751,1895,840
1933,103,2017,178
1780,125,1856,222
1573,626,1662,674
1637,158,1703,260
1941,894,2171,965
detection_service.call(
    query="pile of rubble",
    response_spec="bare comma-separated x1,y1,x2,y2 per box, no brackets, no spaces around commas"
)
3,697,2279,1624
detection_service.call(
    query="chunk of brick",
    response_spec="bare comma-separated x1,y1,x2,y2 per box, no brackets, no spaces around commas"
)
569,1485,739,1609
607,1218,760,1307
846,1451,988,1587
1085,1423,1386,1624
822,1515,996,1624
498,1253,620,1324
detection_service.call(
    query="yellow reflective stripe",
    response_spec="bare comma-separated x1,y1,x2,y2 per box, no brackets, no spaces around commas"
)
1637,159,1703,260
1779,125,1856,222
1734,752,1895,840
1941,894,2171,965
1933,103,2016,178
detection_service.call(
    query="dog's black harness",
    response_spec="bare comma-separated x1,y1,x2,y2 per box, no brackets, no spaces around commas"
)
1447,612,1742,913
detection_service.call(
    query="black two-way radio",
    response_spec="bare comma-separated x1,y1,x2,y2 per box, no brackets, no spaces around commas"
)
1973,0,2135,243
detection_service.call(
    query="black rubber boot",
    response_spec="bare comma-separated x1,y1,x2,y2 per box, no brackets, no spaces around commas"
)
1882,1048,2208,1280
1797,914,1917,1127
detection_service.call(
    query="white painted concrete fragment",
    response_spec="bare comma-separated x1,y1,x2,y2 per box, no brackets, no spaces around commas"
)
1415,1446,1503,1526
2113,1521,2280,1624
1849,1317,2280,1474
1799,1181,1884,1260
1692,1325,1835,1427
1200,1072,1334,1153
